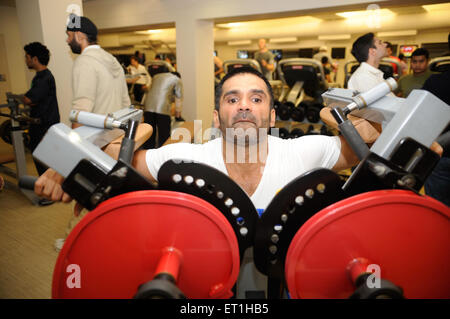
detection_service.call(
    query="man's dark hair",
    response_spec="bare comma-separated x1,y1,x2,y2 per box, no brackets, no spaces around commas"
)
385,41,393,49
351,32,376,63
321,56,329,64
24,42,50,66
411,48,429,60
214,66,274,111
85,33,97,44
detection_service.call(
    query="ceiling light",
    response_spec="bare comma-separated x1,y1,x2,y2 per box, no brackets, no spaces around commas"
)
227,40,252,46
422,3,450,12
318,34,351,40
216,23,242,29
377,30,417,37
269,37,297,43
336,8,395,18
135,29,162,35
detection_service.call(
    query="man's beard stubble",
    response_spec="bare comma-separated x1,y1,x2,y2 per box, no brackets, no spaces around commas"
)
218,111,270,147
69,37,82,54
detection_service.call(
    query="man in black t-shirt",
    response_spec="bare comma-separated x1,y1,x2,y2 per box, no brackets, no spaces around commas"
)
23,42,60,176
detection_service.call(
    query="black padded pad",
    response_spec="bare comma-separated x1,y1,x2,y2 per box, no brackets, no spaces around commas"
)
157,160,259,257
254,168,346,279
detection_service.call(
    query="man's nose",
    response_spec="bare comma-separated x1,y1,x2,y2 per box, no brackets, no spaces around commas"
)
238,97,252,111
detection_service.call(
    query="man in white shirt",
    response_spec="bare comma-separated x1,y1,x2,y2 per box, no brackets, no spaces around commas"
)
347,32,393,95
34,66,382,297
66,14,130,128
127,55,151,104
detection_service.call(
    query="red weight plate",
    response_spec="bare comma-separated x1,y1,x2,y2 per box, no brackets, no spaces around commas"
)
52,190,240,299
286,190,450,299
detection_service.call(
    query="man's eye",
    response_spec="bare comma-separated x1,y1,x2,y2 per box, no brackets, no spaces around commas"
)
228,97,238,103
252,97,262,103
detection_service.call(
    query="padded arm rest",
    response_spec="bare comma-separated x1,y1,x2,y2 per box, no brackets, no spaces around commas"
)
103,123,153,159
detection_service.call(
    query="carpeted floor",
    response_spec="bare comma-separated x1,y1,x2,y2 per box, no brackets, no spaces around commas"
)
0,130,73,299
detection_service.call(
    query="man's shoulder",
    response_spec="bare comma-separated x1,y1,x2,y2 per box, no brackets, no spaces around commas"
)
424,71,450,86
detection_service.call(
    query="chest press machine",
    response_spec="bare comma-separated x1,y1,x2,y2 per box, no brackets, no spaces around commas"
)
20,80,450,299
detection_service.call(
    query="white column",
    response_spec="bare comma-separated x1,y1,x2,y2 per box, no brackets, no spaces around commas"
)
15,0,83,125
175,18,215,142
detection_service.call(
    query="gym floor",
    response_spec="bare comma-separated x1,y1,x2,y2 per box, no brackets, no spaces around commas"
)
0,124,73,299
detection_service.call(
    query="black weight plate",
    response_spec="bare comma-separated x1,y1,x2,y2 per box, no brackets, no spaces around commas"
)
158,160,259,258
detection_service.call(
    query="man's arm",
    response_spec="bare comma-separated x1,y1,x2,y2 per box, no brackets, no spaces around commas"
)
214,56,224,76
35,125,157,202
24,76,49,106
321,107,443,172
260,58,275,72
321,106,379,172
332,136,360,172
23,96,33,105
72,58,96,114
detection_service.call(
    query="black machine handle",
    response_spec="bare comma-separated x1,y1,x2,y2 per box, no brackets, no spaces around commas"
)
118,119,139,165
331,107,370,161
18,175,38,190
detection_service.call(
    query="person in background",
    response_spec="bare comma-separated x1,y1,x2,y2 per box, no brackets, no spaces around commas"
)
348,33,392,95
55,14,131,250
214,55,224,82
398,53,409,76
254,38,275,81
142,71,183,148
66,14,130,128
396,48,433,98
314,46,338,77
321,56,332,83
134,50,145,64
127,55,152,104
421,34,450,207
22,42,60,179
385,42,402,75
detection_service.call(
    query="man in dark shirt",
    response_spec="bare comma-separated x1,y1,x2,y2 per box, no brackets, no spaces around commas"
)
23,42,60,176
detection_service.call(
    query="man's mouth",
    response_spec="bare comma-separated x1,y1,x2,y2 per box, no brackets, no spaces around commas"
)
234,119,255,125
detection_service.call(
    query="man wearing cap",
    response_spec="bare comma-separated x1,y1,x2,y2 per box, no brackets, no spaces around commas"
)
54,14,132,251
66,14,130,128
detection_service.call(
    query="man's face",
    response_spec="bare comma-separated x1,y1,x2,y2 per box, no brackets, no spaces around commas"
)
258,39,266,50
370,37,387,60
386,47,393,56
411,55,428,74
25,54,34,69
66,31,82,54
130,58,138,67
213,73,275,141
